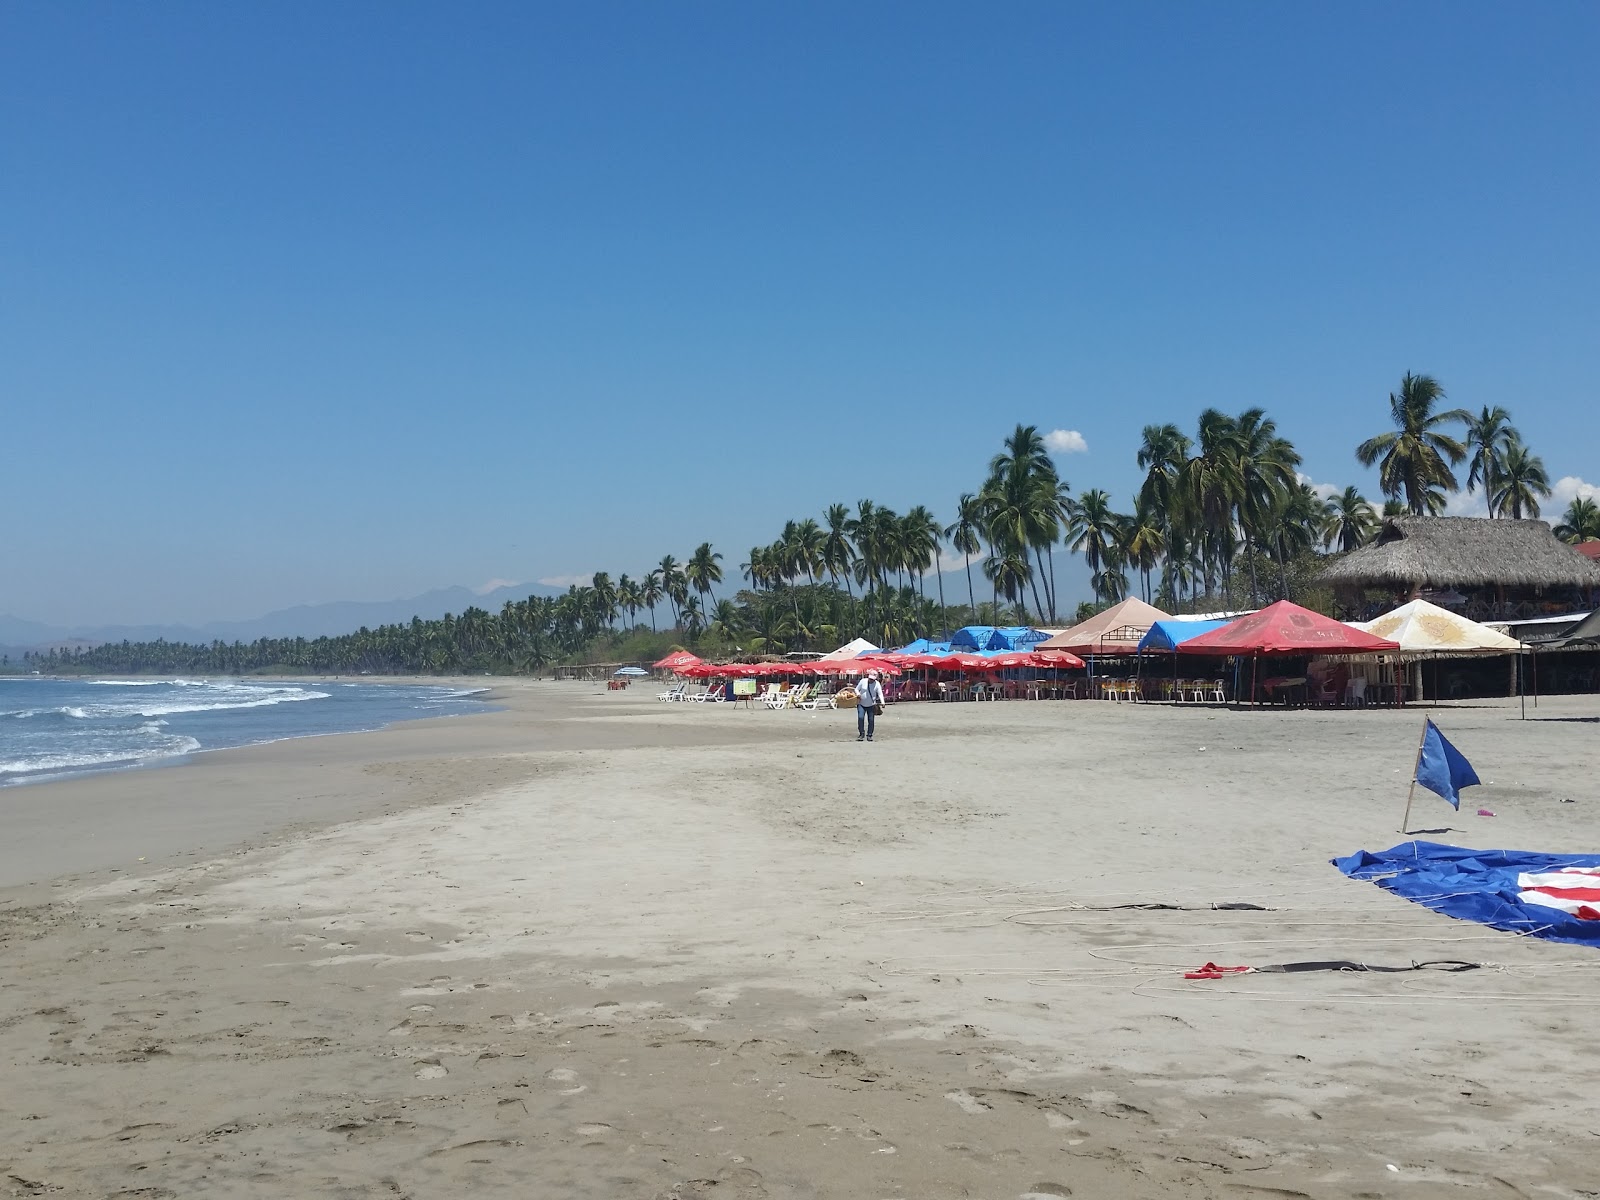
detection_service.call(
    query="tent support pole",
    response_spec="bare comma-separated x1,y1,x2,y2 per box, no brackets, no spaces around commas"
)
1533,648,1539,708
1400,715,1430,835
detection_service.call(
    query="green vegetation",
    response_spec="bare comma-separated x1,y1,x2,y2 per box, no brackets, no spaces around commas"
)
26,378,1569,676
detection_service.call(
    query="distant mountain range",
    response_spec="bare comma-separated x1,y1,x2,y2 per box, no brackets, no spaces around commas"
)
0,582,567,656
0,559,1095,662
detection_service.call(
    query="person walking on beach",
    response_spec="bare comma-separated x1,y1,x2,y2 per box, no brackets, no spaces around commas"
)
855,670,885,742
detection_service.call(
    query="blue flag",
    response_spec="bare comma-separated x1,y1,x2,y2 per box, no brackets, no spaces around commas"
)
1415,719,1480,809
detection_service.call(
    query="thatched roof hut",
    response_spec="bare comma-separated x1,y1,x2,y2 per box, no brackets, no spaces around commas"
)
1320,516,1600,591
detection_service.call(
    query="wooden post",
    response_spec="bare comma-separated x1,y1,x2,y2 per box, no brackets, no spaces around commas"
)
1399,715,1431,835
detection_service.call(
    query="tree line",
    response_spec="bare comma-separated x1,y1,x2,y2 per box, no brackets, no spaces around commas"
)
26,374,1593,676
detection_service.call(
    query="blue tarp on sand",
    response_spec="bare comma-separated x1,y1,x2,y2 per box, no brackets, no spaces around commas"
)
1333,841,1600,946
1137,619,1231,653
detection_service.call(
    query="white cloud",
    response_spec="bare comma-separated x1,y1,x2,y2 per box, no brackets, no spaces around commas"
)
474,578,523,595
536,573,593,588
1296,473,1341,500
1443,489,1489,518
1551,476,1600,509
1044,429,1088,455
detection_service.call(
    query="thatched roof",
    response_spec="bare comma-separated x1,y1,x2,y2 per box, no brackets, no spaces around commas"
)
1319,517,1600,590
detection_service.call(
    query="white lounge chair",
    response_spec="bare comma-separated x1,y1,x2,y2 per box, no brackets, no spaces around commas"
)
657,683,687,702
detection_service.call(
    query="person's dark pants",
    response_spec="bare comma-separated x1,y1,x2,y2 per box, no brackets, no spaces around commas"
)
857,703,876,739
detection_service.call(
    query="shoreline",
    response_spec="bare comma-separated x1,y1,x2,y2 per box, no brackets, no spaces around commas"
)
0,679,774,894
0,677,506,793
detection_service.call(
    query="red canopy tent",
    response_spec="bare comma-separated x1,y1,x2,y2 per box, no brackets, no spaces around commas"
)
1176,600,1399,705
1176,601,1399,656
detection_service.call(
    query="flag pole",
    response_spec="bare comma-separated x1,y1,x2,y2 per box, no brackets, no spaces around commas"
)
1399,715,1430,835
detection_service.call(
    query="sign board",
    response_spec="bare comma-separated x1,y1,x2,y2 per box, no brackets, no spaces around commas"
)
732,679,758,696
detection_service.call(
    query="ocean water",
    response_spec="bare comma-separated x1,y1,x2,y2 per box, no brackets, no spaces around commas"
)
0,677,494,786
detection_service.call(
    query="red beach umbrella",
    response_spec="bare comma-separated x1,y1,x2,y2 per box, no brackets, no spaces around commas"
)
1027,649,1085,668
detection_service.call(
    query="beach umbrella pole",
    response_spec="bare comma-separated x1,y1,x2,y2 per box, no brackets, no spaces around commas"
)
1399,715,1430,835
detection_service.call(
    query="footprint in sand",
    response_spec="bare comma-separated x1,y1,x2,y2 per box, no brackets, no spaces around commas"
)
575,1122,612,1137
405,931,432,942
387,1020,413,1037
1020,1185,1072,1199
944,1090,992,1115
415,1059,448,1079
546,1067,586,1095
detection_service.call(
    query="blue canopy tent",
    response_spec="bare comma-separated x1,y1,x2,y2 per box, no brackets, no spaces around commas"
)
1137,619,1231,652
989,626,1050,651
891,638,954,655
1134,618,1234,701
950,626,999,650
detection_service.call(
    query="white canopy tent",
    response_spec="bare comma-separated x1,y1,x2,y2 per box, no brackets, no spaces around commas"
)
1353,599,1524,655
818,637,881,661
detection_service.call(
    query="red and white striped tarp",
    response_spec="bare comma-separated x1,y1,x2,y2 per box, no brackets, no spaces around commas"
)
1517,868,1600,920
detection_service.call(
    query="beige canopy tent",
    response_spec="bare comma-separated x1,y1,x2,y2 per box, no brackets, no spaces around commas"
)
1036,597,1173,656
1352,599,1524,655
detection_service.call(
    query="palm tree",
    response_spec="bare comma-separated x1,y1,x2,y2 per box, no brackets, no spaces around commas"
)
791,520,824,585
640,570,663,632
985,424,1063,619
944,493,985,617
589,572,618,628
1175,409,1244,596
845,501,881,595
1489,437,1551,519
680,595,705,639
981,546,1031,619
1122,501,1166,603
901,506,942,619
1355,373,1470,515
709,598,743,643
1463,405,1519,512
1554,496,1600,543
686,542,724,609
616,574,641,628
1137,422,1191,516
1325,486,1378,552
1065,489,1123,605
1228,408,1302,603
656,555,686,627
1266,483,1331,599
821,503,856,595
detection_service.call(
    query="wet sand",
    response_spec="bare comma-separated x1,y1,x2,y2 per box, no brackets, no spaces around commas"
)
3,683,1600,1197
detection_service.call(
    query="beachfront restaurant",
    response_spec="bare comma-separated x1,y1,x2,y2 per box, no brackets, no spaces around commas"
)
1319,515,1600,697
1320,515,1600,624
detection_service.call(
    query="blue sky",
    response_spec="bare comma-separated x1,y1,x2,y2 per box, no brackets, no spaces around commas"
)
3,2,1597,626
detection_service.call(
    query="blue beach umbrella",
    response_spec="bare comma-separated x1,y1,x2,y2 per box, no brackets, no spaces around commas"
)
614,666,649,676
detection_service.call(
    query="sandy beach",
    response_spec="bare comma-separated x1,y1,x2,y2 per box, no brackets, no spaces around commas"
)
4,683,1600,1198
